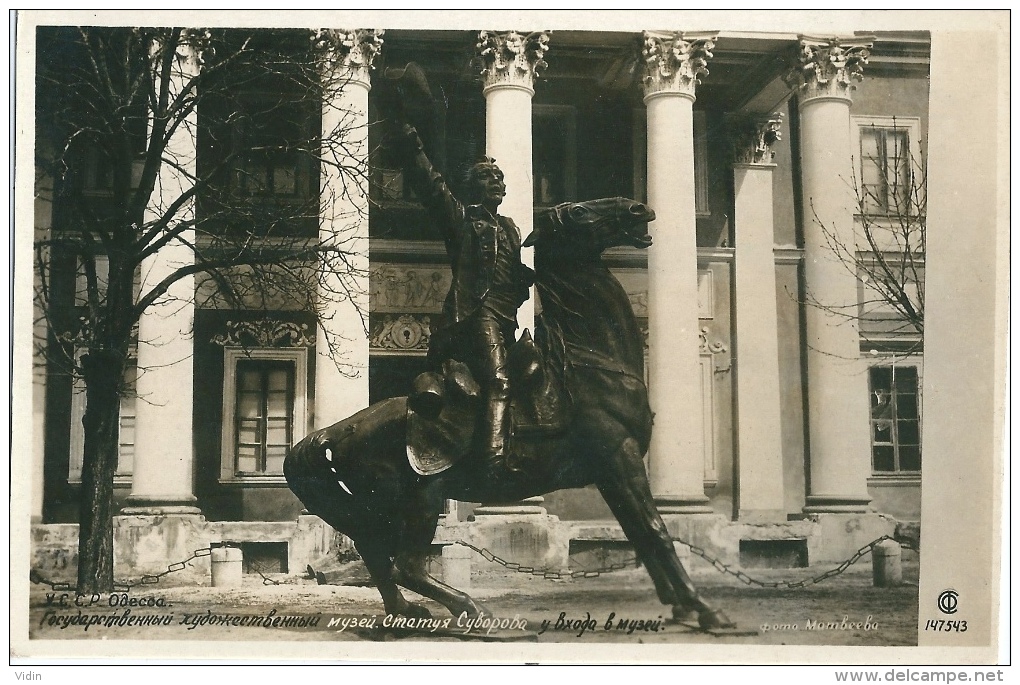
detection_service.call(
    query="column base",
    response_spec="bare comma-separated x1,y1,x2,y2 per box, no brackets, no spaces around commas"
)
654,495,714,515
120,495,202,516
802,494,872,514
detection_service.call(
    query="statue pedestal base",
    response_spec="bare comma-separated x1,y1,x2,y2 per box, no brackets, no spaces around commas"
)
460,514,569,573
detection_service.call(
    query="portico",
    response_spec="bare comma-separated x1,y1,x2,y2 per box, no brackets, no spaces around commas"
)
33,26,929,580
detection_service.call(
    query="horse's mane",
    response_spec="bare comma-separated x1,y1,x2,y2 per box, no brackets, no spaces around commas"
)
534,256,646,383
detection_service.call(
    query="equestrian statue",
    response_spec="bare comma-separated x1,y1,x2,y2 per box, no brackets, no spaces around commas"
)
284,65,733,630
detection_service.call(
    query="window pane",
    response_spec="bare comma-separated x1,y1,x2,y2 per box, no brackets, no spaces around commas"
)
899,445,921,472
119,415,135,450
265,453,286,475
871,390,893,420
267,368,290,392
872,445,895,472
860,128,881,159
274,164,296,195
266,391,289,417
237,418,261,446
870,366,893,391
237,392,262,419
236,445,259,474
888,131,911,211
897,419,920,446
894,366,918,393
266,418,290,446
897,393,919,421
239,369,262,392
872,420,893,444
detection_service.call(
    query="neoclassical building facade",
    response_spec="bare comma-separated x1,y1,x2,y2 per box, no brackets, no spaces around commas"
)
33,27,929,577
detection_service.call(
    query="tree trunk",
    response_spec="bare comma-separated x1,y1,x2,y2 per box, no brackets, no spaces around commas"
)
76,349,125,594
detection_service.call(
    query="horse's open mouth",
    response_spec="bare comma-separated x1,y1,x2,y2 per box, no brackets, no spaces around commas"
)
630,232,653,249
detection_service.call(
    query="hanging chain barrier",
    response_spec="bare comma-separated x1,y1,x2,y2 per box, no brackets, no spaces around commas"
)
30,544,280,593
31,534,910,594
457,534,907,589
30,546,213,594
454,540,638,580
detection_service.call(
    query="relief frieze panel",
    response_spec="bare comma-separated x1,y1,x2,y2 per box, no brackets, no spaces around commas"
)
370,265,451,313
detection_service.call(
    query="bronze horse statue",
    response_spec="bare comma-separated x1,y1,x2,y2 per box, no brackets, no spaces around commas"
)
285,197,732,629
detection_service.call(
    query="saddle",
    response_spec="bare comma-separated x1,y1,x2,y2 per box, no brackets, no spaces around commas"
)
405,330,570,476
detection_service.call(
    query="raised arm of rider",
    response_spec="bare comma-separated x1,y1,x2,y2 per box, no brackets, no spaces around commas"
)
396,124,464,246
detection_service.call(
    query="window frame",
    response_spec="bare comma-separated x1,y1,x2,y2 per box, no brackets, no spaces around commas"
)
851,115,923,218
67,355,136,484
867,361,923,478
220,347,308,484
226,91,317,203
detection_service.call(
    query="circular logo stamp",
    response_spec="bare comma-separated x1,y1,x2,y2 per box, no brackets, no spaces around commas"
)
937,589,959,615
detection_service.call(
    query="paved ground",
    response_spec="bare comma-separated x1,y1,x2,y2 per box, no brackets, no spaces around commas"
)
27,548,919,647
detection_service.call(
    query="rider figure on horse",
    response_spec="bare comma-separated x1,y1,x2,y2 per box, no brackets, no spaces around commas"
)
391,124,535,475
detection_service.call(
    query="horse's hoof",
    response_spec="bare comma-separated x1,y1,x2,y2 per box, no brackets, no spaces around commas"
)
458,601,492,620
670,605,697,622
698,608,736,630
399,602,433,620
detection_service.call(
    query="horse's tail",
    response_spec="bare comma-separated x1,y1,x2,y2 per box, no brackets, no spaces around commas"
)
284,397,409,528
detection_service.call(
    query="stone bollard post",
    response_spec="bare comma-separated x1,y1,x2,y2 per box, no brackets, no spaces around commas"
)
871,539,903,587
211,546,244,588
441,544,473,590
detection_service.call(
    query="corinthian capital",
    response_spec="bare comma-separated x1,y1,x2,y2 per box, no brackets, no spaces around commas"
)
730,112,784,166
475,30,550,94
641,30,717,100
786,36,873,102
311,28,384,86
175,28,213,69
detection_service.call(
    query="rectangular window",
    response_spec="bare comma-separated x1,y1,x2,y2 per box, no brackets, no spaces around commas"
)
220,347,308,482
229,97,313,201
853,116,923,216
860,127,910,214
234,359,295,475
68,360,136,482
869,365,921,473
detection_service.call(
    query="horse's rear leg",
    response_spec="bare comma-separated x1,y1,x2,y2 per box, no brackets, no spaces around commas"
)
392,483,490,619
354,537,431,620
596,437,733,629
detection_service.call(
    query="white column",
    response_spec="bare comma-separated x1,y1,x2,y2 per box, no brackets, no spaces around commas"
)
310,29,382,429
732,114,786,521
642,31,716,514
32,184,53,522
472,29,549,517
477,29,549,335
789,36,874,513
123,36,203,514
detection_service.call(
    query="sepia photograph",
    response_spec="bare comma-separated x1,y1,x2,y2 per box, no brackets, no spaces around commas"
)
9,9,1009,669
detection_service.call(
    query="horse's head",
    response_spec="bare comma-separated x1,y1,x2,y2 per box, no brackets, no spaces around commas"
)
526,198,655,259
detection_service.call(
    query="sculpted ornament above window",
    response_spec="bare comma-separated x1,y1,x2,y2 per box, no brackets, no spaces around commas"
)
370,314,432,352
212,319,315,348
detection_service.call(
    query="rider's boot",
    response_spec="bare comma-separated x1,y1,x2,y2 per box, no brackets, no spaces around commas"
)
481,382,517,475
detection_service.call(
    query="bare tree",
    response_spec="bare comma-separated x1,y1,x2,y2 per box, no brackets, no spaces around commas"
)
805,121,925,353
34,26,375,594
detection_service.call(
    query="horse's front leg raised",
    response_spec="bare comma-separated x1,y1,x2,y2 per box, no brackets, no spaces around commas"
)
596,436,734,630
